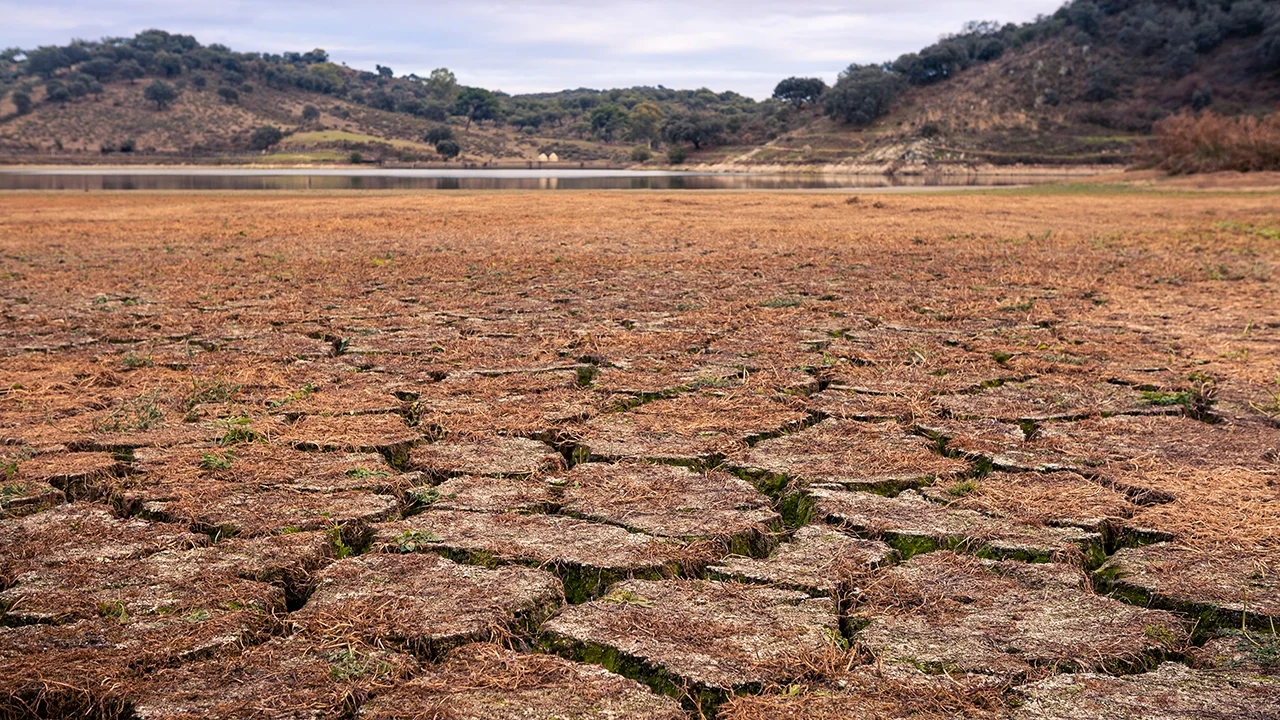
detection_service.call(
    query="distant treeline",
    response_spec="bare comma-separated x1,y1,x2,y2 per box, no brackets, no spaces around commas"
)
0,29,792,155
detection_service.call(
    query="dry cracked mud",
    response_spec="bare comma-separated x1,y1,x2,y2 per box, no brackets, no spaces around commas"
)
3,190,1279,718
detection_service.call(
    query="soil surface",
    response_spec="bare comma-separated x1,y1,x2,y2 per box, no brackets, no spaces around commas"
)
1,188,1278,718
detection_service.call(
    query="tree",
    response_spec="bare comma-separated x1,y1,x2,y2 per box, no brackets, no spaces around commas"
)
376,64,394,78
661,113,725,150
249,125,283,150
424,125,454,145
772,77,827,108
435,139,461,160
217,87,239,104
453,87,499,129
824,64,905,126
627,102,664,146
426,67,457,102
45,82,70,104
118,59,145,84
25,46,70,77
144,79,179,109
588,103,629,141
80,57,116,81
301,104,320,121
11,90,32,115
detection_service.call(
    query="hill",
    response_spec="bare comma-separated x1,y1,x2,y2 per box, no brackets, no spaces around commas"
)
1,1,1278,170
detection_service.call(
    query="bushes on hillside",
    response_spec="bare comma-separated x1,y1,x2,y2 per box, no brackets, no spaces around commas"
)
825,65,906,126
1152,111,1280,174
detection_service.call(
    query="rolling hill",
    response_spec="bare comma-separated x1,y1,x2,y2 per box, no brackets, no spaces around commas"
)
2,0,1278,170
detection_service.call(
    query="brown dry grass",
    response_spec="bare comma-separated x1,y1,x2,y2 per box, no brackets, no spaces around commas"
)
1152,111,1280,175
2,187,1280,716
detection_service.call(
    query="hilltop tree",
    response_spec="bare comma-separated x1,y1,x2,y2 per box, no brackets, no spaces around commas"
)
426,67,457,102
376,64,393,78
118,59,145,84
249,125,283,150
772,77,827,108
144,79,179,109
454,87,499,129
80,57,117,81
824,64,904,126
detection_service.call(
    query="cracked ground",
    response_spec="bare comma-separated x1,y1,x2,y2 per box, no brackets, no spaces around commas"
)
1,187,1278,719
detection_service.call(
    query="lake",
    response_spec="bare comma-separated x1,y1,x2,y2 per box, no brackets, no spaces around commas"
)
0,167,1077,191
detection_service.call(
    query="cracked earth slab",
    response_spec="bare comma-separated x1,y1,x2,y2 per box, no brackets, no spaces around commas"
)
558,461,779,550
0,480,63,518
131,446,411,495
719,666,1005,720
0,615,290,720
423,475,558,513
2,451,122,498
0,503,206,587
922,415,1280,473
810,487,1103,562
407,435,564,478
708,524,896,597
0,546,286,625
807,388,936,422
373,511,707,602
934,377,1167,422
265,413,421,455
1011,662,1280,720
1097,543,1279,627
290,553,563,658
357,642,687,720
135,485,400,538
132,634,416,720
735,418,967,493
140,531,337,605
541,578,840,709
917,470,1139,535
413,372,597,437
578,392,808,464
853,552,1187,678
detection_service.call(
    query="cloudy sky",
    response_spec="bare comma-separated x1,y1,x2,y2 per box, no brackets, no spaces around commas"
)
3,0,1066,98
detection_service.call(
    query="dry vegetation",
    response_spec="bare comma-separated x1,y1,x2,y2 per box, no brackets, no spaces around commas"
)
1153,111,1280,174
2,184,1279,718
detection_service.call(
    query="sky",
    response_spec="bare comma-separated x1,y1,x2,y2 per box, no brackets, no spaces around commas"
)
2,0,1068,98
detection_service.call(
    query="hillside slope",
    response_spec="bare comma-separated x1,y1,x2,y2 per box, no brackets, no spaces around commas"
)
2,1,1278,170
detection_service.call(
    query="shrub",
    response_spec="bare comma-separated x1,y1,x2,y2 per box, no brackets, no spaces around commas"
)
217,87,239,104
301,104,320,121
10,90,31,115
248,125,283,151
424,125,454,145
435,138,461,159
349,151,363,164
143,80,179,109
667,146,687,164
630,146,653,162
1151,111,1280,174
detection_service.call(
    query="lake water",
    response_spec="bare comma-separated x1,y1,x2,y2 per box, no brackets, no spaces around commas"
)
0,168,1076,191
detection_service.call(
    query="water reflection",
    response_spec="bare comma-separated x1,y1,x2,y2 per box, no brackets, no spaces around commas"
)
0,169,1074,192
